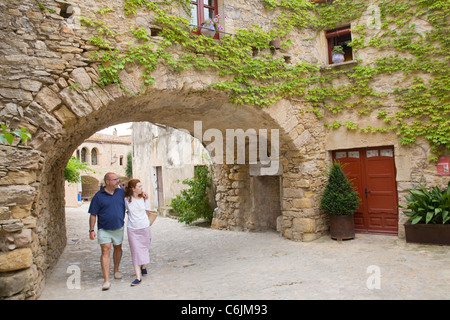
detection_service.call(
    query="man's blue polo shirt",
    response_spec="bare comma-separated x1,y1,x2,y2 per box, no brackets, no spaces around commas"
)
88,187,125,231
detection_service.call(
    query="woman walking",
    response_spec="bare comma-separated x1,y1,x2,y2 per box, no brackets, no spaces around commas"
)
125,179,152,286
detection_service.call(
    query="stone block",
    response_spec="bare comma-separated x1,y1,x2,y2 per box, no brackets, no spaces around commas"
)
292,198,312,209
0,171,36,186
0,268,29,298
283,187,304,198
35,86,62,112
0,88,32,101
0,185,36,207
70,68,92,91
293,217,316,233
59,87,93,118
13,229,32,248
53,105,77,128
293,130,311,148
20,79,42,92
0,248,33,272
2,222,24,232
24,102,63,134
302,232,323,242
228,172,247,181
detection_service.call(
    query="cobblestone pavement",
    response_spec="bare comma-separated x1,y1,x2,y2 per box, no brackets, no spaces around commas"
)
39,203,450,300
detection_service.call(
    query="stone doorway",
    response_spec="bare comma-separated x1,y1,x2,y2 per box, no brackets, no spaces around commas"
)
250,175,282,231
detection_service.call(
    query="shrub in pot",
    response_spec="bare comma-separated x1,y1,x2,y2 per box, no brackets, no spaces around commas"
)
400,182,450,245
320,161,360,240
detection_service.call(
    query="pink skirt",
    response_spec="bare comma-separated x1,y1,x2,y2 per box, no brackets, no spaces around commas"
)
127,227,151,266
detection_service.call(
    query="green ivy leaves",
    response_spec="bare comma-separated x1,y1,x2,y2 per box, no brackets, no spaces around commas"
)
81,0,449,158
0,125,31,146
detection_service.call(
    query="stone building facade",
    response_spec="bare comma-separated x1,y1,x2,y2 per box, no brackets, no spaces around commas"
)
0,0,448,299
65,131,131,207
132,122,213,211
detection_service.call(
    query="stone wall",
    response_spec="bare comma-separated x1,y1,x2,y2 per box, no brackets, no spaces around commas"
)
0,0,448,300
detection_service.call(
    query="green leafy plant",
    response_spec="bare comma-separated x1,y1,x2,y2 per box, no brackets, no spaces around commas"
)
0,124,32,146
399,182,450,224
332,45,344,54
64,156,95,183
126,152,133,178
320,161,361,216
171,166,214,224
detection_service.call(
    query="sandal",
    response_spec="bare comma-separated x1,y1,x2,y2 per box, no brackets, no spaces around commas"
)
131,278,142,286
102,281,111,291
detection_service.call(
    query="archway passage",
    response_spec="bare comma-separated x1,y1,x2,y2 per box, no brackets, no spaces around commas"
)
0,1,328,300
80,175,99,201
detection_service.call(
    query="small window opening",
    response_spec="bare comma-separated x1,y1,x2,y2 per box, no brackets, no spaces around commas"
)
326,26,353,64
59,5,73,19
284,55,292,64
150,27,162,37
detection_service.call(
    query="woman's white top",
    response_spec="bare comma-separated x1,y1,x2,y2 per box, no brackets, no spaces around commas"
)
125,197,151,229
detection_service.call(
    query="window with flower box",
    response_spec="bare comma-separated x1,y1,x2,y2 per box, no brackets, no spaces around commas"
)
191,0,219,39
326,26,353,64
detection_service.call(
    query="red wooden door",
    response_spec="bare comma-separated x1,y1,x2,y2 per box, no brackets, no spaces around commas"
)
332,146,398,234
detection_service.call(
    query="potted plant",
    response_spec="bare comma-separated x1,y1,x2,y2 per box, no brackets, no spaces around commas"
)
200,14,225,38
320,161,360,240
400,182,450,245
331,45,345,64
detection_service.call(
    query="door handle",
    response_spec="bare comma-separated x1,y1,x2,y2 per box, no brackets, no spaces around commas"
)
365,188,371,198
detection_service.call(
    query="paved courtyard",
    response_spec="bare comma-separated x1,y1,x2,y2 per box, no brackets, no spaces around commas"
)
40,203,450,300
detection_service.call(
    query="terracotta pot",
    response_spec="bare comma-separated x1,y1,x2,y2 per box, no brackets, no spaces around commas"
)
404,221,450,245
329,214,355,241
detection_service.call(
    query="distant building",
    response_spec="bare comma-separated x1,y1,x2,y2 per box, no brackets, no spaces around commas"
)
65,131,132,207
132,122,213,211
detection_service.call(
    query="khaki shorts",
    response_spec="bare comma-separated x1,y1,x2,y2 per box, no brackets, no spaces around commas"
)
97,227,124,245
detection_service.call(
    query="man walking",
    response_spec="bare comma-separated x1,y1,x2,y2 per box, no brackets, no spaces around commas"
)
89,172,125,291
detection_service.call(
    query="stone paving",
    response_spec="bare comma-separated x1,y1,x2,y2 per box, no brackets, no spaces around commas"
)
39,203,450,300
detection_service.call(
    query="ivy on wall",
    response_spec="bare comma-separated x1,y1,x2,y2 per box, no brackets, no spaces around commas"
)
75,0,449,160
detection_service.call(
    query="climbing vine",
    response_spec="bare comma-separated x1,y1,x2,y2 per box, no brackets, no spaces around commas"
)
78,0,449,160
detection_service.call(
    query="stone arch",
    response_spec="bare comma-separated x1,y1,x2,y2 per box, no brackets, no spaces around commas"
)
1,74,328,299
80,175,99,201
0,0,328,299
29,77,324,293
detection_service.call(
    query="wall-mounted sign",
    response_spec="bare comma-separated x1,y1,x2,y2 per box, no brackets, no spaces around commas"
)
437,156,450,175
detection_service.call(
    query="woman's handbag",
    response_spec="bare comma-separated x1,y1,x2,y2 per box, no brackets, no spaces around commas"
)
148,211,158,226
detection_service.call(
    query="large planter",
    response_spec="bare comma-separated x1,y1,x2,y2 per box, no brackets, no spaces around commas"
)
404,221,450,245
329,214,355,241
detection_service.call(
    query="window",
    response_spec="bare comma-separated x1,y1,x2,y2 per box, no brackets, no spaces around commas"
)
191,0,219,38
81,147,88,163
326,26,353,64
120,155,123,166
91,148,98,165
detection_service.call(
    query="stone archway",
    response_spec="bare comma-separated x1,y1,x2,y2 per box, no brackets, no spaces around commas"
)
0,0,329,299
